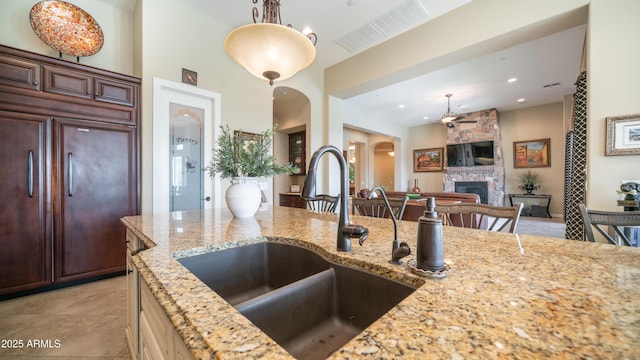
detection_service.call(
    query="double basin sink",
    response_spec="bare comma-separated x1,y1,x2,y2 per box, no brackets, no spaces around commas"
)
178,241,417,359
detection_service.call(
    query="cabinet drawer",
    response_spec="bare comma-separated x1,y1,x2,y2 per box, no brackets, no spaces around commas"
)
95,77,136,107
43,65,93,99
0,55,41,91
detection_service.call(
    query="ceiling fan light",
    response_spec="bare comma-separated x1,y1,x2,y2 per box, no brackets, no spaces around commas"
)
225,23,316,85
441,115,456,123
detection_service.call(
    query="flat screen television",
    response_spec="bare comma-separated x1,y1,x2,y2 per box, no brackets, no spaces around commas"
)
446,141,495,167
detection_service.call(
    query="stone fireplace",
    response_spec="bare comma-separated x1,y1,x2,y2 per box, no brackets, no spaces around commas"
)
444,109,505,206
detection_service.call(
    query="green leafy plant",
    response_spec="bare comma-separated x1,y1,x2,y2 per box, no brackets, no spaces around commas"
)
207,125,299,179
519,171,539,186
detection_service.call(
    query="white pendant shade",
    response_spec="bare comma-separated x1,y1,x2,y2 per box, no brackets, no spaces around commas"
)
225,23,316,85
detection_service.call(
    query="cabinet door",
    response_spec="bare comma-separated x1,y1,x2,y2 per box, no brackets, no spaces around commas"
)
0,112,51,295
54,118,137,282
289,131,306,175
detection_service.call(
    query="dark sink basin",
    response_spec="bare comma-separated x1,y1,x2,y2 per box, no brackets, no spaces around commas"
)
178,242,416,360
178,242,330,305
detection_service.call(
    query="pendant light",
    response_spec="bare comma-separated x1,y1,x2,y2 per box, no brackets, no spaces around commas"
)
225,0,317,85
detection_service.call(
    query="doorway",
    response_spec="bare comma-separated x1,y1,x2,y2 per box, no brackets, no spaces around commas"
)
373,141,394,190
152,78,221,213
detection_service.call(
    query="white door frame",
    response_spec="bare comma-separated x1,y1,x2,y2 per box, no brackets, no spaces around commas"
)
153,77,221,213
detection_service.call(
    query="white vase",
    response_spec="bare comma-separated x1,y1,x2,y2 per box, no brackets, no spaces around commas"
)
225,177,262,218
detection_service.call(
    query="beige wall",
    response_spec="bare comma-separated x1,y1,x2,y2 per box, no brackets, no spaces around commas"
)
373,146,395,190
500,103,567,216
586,0,640,210
406,124,447,193
0,0,135,75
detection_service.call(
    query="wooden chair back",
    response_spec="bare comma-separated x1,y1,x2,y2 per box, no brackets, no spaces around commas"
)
579,204,640,245
352,196,408,220
435,203,524,233
305,194,340,213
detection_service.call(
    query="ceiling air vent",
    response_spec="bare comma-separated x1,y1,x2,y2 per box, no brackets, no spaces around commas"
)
543,82,560,88
335,0,430,53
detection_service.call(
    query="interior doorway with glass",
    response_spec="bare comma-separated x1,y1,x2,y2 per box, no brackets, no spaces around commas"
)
169,104,204,211
153,78,221,213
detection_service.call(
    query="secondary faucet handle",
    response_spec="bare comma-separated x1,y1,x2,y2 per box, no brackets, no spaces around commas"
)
342,224,369,246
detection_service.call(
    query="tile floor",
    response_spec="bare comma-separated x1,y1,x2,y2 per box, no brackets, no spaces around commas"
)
0,276,129,359
0,217,566,359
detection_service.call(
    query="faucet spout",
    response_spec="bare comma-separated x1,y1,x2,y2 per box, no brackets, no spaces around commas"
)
302,145,367,252
368,186,411,264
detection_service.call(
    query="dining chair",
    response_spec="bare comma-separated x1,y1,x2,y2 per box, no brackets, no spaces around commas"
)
305,194,340,213
435,202,524,233
352,196,408,220
579,204,640,245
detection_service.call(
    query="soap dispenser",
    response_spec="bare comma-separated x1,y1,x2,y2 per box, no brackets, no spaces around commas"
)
416,197,445,271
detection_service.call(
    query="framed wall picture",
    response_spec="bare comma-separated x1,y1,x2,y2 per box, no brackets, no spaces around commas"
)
513,138,550,168
234,130,262,145
182,68,197,86
413,147,443,172
606,114,640,156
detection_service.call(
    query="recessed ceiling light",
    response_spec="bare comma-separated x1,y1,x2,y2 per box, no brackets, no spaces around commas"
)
398,104,405,109
517,97,526,103
423,116,429,120
302,27,313,36
508,77,517,83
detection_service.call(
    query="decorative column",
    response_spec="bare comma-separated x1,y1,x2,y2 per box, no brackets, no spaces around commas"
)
564,71,587,240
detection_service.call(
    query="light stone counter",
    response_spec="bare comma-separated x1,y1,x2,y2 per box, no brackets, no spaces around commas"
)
122,206,640,359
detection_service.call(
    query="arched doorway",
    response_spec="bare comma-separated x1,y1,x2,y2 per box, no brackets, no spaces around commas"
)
272,86,310,200
373,141,394,190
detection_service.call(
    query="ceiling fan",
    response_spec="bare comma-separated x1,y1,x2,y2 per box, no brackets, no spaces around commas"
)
440,94,477,128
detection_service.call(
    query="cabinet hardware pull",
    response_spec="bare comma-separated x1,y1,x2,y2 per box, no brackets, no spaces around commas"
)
68,152,73,197
127,269,133,274
28,150,34,198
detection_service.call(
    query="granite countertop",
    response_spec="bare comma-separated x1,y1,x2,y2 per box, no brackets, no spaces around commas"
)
122,206,640,359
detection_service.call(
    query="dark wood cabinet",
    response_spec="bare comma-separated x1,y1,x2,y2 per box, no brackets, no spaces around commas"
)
0,45,139,296
289,131,306,175
0,112,51,294
54,118,136,282
279,193,306,209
